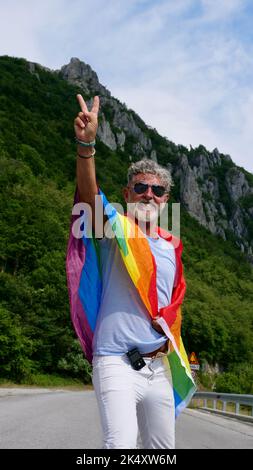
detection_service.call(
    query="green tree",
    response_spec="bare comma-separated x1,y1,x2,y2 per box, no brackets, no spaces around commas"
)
0,305,35,382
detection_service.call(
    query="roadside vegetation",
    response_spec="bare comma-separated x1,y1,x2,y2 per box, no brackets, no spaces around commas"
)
0,56,252,393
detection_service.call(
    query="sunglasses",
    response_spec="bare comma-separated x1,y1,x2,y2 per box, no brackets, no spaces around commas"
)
132,182,167,197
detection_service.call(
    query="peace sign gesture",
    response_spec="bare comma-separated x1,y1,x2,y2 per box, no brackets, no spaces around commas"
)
74,94,100,143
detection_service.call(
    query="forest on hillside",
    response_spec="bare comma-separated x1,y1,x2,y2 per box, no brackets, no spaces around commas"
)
0,56,252,392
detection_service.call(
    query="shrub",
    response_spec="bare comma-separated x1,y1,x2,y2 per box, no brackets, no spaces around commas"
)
214,363,253,394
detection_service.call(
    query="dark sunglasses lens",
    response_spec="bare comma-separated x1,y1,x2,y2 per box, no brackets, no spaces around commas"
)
134,183,148,194
152,185,166,197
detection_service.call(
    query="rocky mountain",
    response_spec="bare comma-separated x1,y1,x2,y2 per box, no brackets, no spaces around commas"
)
60,58,155,156
176,150,253,253
58,58,253,262
1,55,252,383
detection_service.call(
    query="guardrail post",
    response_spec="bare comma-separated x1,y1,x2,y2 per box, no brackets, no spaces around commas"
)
192,392,253,420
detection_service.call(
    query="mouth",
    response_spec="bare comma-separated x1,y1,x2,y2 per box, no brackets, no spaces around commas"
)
137,200,157,208
127,201,159,223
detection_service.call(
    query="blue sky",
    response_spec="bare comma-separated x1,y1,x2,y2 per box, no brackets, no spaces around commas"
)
0,0,253,173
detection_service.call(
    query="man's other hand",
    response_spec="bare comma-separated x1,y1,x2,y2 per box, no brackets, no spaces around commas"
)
151,317,164,334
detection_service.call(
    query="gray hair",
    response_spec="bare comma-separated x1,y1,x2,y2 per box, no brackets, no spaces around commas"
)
127,159,173,193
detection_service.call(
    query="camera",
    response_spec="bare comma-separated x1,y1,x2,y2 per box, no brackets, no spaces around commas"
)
126,348,146,370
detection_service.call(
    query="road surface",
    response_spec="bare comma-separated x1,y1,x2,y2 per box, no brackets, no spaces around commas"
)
0,388,252,449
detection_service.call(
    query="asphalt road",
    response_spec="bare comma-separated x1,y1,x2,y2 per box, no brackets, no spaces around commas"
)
0,388,252,449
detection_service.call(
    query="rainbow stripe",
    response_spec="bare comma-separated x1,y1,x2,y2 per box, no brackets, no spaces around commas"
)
66,188,196,417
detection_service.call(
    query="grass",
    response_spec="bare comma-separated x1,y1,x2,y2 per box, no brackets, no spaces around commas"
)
0,374,93,390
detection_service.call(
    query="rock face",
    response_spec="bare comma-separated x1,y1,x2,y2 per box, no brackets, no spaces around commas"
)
97,113,117,151
179,155,206,225
60,57,155,159
175,149,253,257
225,168,252,202
61,57,110,97
59,58,253,260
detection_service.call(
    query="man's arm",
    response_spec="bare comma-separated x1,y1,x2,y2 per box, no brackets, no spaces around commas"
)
74,94,103,232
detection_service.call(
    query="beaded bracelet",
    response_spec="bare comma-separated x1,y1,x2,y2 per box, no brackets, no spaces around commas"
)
77,148,96,158
75,137,96,147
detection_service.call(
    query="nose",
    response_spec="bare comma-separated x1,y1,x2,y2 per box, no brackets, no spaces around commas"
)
143,186,153,199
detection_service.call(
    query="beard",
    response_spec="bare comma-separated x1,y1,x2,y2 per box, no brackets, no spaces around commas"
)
127,201,166,224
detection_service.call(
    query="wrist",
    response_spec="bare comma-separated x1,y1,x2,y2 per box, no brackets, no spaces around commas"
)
75,137,96,147
77,145,95,157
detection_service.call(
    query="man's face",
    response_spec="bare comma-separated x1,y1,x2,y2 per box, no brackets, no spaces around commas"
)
123,173,169,223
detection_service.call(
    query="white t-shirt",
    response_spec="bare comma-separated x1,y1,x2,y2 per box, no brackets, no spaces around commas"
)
92,234,176,355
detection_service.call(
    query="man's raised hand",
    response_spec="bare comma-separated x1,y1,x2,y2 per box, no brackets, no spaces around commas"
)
74,94,100,143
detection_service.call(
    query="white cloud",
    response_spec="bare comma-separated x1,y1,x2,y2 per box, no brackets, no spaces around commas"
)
0,0,69,66
199,0,245,22
0,0,252,173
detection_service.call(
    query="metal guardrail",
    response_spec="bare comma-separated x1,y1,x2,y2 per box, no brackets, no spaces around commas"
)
191,392,253,418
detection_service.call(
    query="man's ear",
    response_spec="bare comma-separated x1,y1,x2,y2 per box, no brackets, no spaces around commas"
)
123,186,129,202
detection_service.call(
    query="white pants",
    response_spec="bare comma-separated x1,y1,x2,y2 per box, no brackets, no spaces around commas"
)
92,353,175,449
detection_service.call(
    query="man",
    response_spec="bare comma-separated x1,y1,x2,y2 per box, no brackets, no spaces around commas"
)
66,94,195,449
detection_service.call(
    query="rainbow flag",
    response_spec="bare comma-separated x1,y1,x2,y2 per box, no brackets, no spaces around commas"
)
66,188,196,417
